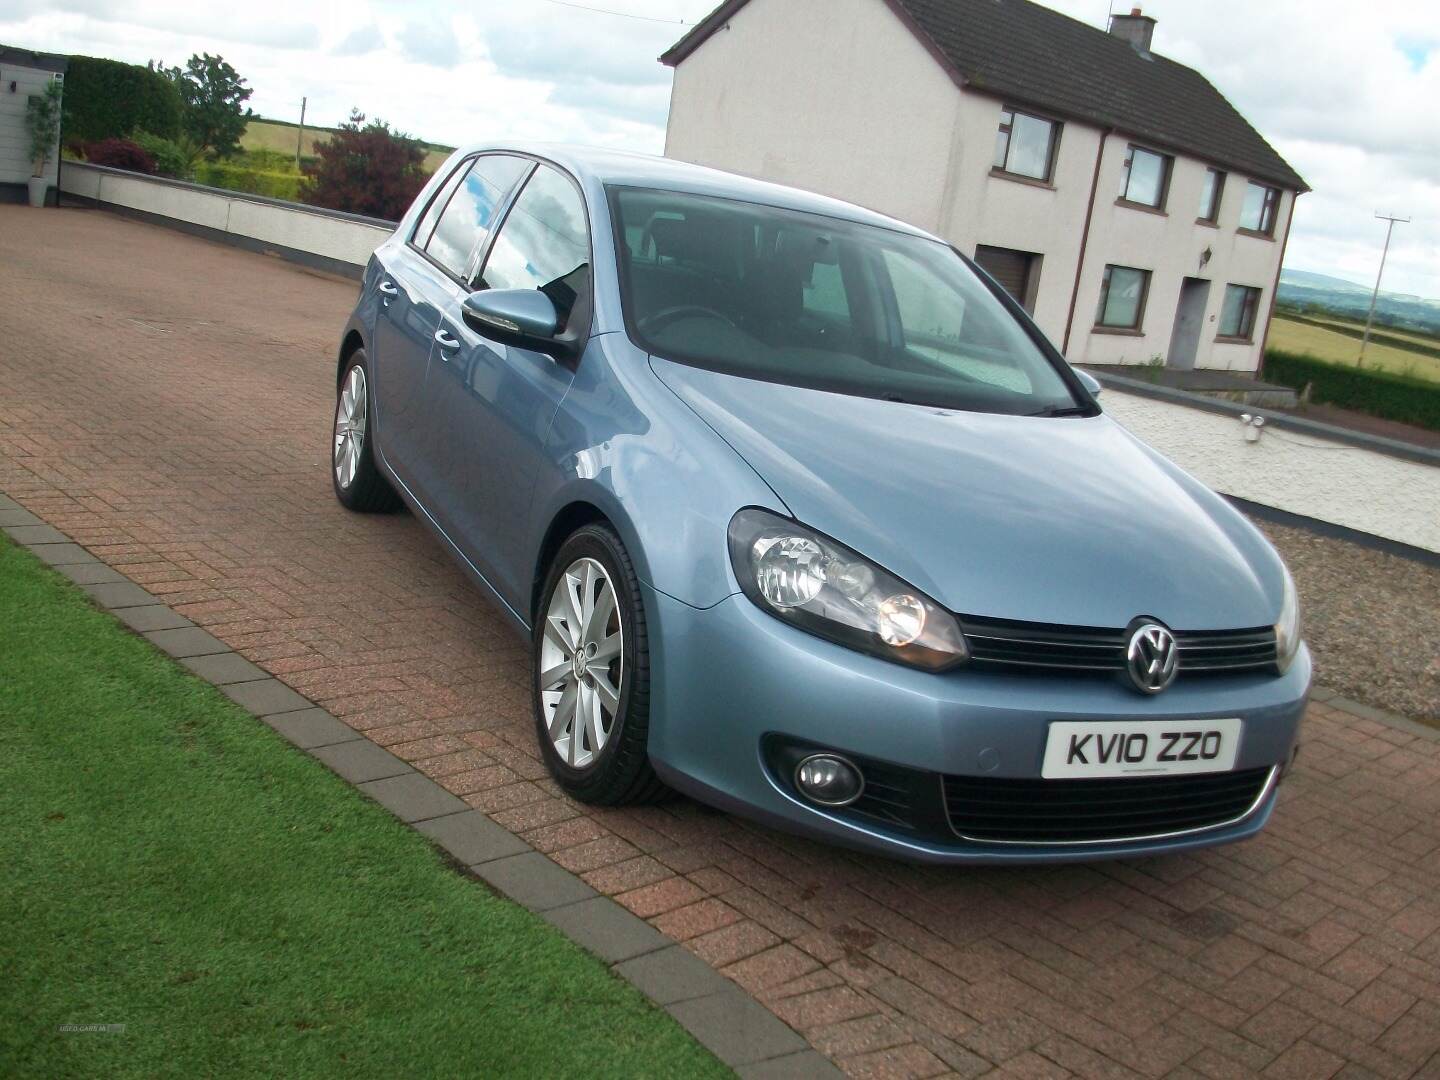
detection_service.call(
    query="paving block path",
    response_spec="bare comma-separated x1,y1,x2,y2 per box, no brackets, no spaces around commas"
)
3,206,1439,1079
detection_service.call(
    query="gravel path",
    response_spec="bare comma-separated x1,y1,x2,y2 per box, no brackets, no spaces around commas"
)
1258,520,1440,723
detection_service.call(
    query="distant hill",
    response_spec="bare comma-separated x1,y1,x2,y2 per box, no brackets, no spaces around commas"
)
1278,267,1440,336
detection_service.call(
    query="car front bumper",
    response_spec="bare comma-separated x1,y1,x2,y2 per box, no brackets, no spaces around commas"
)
642,585,1310,864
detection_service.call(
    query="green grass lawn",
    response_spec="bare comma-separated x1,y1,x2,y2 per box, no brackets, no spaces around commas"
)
0,536,728,1079
1268,315,1440,384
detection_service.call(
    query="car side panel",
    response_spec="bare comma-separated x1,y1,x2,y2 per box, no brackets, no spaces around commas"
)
525,332,786,622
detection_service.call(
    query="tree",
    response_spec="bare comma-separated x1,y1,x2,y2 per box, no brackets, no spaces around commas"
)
301,110,428,222
152,53,253,158
26,79,63,177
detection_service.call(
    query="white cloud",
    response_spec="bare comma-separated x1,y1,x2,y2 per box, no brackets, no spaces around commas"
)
1,0,1435,296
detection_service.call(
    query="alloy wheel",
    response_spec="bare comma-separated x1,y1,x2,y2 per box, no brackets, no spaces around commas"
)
539,557,624,769
333,365,368,489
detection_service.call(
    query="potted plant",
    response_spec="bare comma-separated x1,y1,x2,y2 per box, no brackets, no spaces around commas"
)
25,78,64,207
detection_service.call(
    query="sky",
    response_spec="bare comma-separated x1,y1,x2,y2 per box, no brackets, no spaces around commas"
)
2,0,1437,298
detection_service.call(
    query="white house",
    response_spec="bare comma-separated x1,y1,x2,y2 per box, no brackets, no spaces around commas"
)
0,44,66,206
661,0,1307,374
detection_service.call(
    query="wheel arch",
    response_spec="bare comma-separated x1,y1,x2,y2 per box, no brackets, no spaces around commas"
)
531,499,619,623
337,328,366,388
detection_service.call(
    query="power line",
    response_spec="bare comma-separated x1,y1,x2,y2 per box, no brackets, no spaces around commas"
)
538,0,689,24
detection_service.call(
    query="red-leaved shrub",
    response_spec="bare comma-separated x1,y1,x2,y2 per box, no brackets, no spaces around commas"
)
84,138,157,174
302,110,426,222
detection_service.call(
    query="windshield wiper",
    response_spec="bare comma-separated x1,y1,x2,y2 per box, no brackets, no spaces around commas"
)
1026,405,1091,418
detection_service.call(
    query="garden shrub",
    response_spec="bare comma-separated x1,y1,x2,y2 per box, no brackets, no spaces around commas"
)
1264,350,1440,432
63,56,182,143
82,138,157,174
193,160,302,201
130,131,194,179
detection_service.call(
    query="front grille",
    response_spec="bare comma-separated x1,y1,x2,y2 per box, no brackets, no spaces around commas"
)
943,767,1274,844
960,615,1277,678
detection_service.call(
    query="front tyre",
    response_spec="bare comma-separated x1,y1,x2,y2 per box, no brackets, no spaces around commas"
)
533,525,666,805
332,350,401,512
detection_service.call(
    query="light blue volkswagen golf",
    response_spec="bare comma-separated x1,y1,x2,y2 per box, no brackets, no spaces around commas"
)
332,144,1309,862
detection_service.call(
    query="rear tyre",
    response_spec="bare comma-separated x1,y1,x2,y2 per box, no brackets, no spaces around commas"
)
533,525,667,805
332,350,401,513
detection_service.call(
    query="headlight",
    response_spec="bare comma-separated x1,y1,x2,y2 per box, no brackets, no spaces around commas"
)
728,508,968,671
1274,567,1301,674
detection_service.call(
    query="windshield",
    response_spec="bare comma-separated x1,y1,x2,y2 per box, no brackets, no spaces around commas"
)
609,186,1085,416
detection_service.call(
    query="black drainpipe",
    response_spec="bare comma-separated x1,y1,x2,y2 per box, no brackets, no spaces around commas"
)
1063,126,1113,355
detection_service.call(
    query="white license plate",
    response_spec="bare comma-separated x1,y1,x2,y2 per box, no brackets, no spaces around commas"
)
1041,718,1242,779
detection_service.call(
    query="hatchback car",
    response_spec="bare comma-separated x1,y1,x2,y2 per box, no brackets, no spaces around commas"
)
332,144,1309,862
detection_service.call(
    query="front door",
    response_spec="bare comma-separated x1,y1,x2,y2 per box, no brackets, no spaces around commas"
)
432,162,591,611
1167,277,1210,370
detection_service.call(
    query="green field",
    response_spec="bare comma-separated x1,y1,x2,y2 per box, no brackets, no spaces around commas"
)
0,535,727,1079
1267,315,1440,385
241,117,454,174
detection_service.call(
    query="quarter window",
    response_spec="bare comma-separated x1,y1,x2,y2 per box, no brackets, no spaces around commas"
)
477,164,590,332
1119,145,1171,209
1198,168,1224,223
425,154,530,279
1239,182,1280,235
1095,265,1150,330
1219,284,1262,340
993,108,1059,182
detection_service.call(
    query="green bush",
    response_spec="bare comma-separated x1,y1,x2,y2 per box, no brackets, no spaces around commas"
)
237,147,299,172
130,131,195,179
1264,350,1440,432
193,160,301,201
63,56,182,143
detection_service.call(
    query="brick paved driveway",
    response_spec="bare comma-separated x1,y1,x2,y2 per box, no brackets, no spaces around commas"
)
4,206,1439,1079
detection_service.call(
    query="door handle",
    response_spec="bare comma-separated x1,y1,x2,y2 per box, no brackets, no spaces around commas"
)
435,328,460,351
378,280,398,296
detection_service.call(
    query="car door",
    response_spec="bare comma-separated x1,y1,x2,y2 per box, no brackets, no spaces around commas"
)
369,155,474,489
392,153,532,511
430,162,591,610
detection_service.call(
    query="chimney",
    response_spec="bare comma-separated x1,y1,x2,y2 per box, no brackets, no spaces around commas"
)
1108,7,1157,56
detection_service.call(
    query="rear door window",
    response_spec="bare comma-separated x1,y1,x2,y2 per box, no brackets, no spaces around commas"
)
411,157,473,251
425,154,531,280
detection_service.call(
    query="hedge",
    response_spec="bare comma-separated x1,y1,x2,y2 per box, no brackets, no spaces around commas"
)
192,161,302,202
1263,350,1440,432
63,56,182,143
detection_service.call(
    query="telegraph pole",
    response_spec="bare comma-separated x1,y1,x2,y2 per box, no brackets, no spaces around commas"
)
1358,211,1410,367
295,96,307,170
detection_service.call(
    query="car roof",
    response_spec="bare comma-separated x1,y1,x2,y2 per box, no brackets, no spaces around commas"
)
454,142,936,241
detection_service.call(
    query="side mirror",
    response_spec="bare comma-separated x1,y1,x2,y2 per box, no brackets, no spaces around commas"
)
1074,368,1103,397
462,288,571,358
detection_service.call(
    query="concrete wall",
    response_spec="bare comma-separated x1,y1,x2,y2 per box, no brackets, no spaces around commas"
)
0,61,60,189
663,0,1291,374
1103,389,1439,554
59,161,392,273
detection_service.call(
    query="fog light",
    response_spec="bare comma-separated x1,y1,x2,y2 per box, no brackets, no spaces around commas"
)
794,754,864,807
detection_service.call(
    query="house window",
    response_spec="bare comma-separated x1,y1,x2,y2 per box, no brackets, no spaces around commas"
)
1218,284,1262,340
974,245,1042,314
1239,182,1280,235
993,108,1058,182
1095,265,1150,330
1198,168,1224,223
1119,145,1171,209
